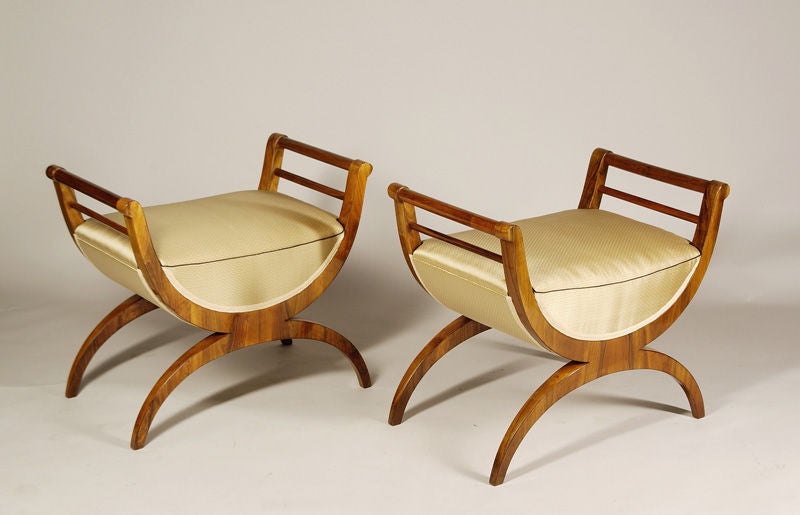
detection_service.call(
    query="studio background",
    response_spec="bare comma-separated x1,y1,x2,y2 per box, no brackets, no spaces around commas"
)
2,1,798,513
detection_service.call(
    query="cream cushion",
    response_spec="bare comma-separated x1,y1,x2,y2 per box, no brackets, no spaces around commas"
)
73,190,344,313
411,209,700,344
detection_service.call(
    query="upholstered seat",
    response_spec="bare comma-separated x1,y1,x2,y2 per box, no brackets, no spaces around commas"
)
411,208,700,341
388,148,729,485
74,190,344,313
47,134,372,449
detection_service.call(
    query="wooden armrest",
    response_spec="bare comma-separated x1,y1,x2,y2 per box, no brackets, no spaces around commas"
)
389,184,513,241
260,134,371,195
260,133,372,231
277,136,356,171
46,165,132,234
580,148,730,250
46,166,124,208
46,164,187,319
603,152,710,192
388,183,517,264
388,183,544,352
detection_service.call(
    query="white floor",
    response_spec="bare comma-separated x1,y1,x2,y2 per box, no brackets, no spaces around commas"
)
2,269,798,515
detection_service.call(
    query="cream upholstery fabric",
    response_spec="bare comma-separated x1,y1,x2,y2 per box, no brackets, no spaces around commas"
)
411,209,700,343
73,190,344,313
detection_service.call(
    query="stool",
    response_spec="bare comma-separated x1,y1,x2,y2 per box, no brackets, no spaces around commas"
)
387,148,729,485
47,133,372,449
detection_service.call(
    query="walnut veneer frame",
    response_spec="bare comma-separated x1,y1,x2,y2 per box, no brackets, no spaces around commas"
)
388,148,729,485
47,133,372,449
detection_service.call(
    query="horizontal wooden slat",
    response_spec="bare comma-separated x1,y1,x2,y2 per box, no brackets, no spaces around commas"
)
409,222,503,263
278,137,354,170
605,153,708,193
392,185,512,240
599,186,700,223
71,202,129,234
274,168,345,200
46,166,123,208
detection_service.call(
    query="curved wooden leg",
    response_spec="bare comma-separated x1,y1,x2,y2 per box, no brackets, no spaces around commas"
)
489,349,705,485
389,316,489,426
131,332,232,449
286,319,371,388
490,361,594,486
634,349,705,418
66,295,157,398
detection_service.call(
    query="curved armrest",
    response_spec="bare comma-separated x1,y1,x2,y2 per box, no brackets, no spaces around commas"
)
388,182,557,354
387,182,522,279
258,134,373,315
388,183,514,257
579,148,730,252
259,133,372,236
46,165,133,235
46,165,178,323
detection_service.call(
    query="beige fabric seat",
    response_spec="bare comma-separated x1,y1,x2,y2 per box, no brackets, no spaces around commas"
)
411,209,700,342
74,190,344,313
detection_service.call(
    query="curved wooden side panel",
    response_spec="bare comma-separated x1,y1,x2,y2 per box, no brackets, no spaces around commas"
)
284,159,372,316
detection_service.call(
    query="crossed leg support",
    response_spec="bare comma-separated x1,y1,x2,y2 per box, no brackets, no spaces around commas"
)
66,296,371,449
389,315,705,486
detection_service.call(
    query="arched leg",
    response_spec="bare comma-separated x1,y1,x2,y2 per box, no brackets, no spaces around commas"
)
131,332,232,449
634,349,705,418
286,319,371,388
66,295,157,398
389,316,489,426
490,361,594,486
489,349,705,485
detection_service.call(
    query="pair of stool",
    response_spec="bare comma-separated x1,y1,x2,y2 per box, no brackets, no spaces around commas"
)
46,134,729,485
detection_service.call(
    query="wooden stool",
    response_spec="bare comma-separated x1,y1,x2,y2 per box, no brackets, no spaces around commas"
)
47,134,372,449
387,149,729,485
